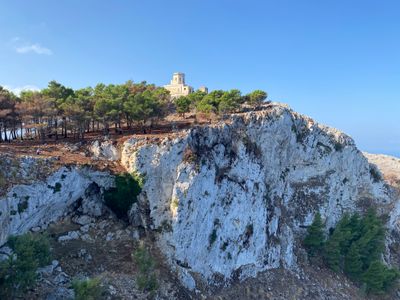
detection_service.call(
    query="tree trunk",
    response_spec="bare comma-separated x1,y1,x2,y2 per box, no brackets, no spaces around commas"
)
64,119,68,138
20,122,24,140
55,118,58,141
4,126,8,142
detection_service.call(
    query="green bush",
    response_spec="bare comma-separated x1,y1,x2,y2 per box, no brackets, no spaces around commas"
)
17,198,29,213
369,166,382,183
0,233,51,298
132,244,158,292
47,182,62,193
175,96,191,117
104,173,143,219
209,229,218,247
246,90,267,107
54,182,62,193
305,209,399,294
72,277,103,300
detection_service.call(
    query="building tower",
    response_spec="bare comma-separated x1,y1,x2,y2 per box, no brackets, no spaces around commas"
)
164,72,193,99
172,72,185,85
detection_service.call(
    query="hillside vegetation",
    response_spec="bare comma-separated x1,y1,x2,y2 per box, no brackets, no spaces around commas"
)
304,210,399,294
0,82,267,142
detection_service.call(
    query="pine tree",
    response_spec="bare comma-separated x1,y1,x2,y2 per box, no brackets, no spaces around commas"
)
344,243,363,280
348,213,361,241
304,212,325,257
382,267,400,291
357,210,385,269
334,213,353,255
324,231,342,272
361,260,399,293
362,261,385,293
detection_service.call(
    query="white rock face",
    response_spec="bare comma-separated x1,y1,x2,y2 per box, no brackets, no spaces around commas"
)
0,164,113,246
1,103,396,290
90,140,120,161
364,152,400,187
364,153,400,264
123,103,392,286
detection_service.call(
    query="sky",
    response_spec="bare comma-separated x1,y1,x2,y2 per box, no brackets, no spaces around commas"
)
1,0,399,157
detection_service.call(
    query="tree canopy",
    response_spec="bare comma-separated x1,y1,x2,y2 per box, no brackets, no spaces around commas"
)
304,210,399,294
0,80,268,143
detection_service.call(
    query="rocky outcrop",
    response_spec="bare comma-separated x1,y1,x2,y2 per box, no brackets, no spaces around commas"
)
365,152,400,266
1,103,398,292
364,152,400,188
90,140,120,161
122,103,395,288
0,161,114,246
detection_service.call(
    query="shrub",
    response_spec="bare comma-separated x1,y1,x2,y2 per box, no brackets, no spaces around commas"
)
0,233,51,298
18,198,29,213
132,244,158,292
54,182,62,193
334,142,344,152
182,147,198,164
369,165,382,183
47,182,62,193
72,277,103,300
170,197,179,210
104,173,143,219
209,229,218,247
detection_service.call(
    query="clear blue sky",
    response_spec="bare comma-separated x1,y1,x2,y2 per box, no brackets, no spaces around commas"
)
1,0,399,157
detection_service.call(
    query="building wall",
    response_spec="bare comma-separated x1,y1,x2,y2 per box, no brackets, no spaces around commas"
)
164,72,193,99
164,72,207,99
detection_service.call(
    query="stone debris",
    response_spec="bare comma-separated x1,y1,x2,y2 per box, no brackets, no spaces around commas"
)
78,248,93,262
58,231,80,242
0,246,13,261
98,220,111,230
45,287,74,300
73,215,94,226
108,285,117,296
53,272,70,285
105,232,114,241
37,264,55,277
90,140,120,161
31,226,42,232
80,224,90,233
80,233,93,242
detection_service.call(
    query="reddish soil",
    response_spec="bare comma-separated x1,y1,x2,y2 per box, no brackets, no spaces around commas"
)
0,119,197,173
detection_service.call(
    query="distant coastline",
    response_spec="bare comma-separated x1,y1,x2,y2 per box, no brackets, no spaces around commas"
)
365,150,400,159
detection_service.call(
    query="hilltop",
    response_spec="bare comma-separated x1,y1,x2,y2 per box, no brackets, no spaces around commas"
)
0,103,399,299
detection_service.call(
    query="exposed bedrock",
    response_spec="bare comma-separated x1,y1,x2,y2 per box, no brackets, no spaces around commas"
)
0,163,113,246
122,103,397,288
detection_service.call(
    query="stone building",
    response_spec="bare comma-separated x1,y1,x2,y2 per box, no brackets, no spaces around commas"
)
164,72,207,99
198,86,208,94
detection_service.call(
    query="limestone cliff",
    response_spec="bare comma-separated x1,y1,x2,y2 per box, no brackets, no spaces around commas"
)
121,103,396,288
0,103,398,293
0,157,113,246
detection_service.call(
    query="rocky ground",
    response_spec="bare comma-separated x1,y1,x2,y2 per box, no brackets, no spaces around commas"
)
21,212,397,300
206,258,399,300
364,152,400,192
24,209,191,300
